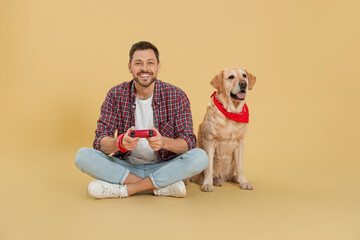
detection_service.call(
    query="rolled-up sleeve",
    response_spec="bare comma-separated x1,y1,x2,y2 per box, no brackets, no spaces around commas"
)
174,93,197,150
93,89,118,150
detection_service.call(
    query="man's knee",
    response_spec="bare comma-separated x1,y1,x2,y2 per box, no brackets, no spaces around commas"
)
187,148,208,171
75,147,94,171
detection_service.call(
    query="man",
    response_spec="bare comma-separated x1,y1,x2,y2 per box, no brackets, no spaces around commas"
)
75,41,208,198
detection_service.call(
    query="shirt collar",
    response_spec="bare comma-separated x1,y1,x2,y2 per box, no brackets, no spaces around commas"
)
130,79,161,105
152,79,161,106
130,80,137,103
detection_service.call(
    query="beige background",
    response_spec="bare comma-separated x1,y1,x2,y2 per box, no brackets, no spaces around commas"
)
1,0,360,239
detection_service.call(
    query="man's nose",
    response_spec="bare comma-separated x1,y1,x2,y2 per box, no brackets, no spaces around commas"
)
140,64,147,71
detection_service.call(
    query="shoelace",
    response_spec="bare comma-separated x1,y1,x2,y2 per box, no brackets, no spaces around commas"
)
102,184,125,198
157,186,174,196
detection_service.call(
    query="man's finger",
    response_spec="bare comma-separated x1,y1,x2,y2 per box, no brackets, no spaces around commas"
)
126,136,140,143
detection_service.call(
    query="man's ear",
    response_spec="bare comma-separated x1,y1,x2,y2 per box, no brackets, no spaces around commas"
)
210,70,224,91
246,69,256,90
128,62,132,73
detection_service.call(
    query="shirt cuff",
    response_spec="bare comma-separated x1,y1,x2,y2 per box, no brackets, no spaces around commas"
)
93,135,107,150
182,134,197,150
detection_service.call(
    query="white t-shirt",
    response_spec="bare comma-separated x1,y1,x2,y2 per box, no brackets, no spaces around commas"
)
127,95,160,165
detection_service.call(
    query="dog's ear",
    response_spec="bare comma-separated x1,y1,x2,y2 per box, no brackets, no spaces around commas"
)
246,70,256,90
211,70,224,91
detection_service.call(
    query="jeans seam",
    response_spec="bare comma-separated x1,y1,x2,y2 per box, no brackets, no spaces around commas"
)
149,173,160,189
118,168,129,185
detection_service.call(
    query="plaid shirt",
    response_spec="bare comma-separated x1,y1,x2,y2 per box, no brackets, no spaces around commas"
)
93,79,197,161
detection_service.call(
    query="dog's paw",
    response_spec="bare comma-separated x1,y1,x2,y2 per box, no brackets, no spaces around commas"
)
201,184,214,192
240,182,254,190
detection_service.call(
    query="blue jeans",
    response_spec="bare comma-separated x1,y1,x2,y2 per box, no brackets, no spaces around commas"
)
75,147,208,189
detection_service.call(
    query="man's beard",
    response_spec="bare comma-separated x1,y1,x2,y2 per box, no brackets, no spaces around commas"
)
134,74,156,88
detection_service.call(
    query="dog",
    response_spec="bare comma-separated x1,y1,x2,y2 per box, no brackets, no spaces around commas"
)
190,67,256,192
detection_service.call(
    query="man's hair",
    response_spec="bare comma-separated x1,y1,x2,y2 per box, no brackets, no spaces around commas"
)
129,41,160,63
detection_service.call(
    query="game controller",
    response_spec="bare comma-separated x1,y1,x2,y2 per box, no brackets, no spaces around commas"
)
129,130,157,138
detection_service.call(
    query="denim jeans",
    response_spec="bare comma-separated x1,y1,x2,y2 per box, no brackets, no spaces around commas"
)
75,147,208,188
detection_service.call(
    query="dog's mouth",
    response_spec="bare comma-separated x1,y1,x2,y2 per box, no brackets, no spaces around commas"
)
230,91,246,101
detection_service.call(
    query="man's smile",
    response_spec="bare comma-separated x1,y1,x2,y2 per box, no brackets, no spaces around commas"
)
138,73,152,79
134,71,156,87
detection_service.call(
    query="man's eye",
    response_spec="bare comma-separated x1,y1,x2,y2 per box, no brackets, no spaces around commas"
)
149,62,154,65
228,75,235,79
135,62,141,65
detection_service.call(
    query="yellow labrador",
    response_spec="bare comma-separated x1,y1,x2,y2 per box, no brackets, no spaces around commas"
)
191,67,256,192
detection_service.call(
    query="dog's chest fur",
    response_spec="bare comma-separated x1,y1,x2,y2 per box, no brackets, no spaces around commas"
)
198,102,248,179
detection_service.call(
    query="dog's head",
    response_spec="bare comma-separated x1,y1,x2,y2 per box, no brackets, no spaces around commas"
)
211,67,256,102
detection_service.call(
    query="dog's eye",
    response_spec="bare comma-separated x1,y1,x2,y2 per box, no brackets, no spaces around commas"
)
242,74,247,78
228,75,235,79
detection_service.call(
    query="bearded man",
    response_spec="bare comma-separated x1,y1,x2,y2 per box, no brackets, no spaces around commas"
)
75,41,208,198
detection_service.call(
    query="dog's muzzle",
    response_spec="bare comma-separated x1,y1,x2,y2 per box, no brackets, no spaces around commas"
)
230,80,247,101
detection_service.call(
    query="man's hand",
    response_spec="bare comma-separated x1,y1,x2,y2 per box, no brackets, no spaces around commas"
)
122,126,140,151
146,127,165,151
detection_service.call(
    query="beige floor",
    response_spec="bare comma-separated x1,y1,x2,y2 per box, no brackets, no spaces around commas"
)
1,148,359,240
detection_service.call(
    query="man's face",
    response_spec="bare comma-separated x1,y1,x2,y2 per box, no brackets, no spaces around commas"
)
128,49,161,88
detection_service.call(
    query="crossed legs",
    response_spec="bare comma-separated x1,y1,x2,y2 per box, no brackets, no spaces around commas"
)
75,147,208,197
124,173,154,196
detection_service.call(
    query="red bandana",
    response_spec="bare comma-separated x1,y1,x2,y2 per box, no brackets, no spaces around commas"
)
211,92,249,123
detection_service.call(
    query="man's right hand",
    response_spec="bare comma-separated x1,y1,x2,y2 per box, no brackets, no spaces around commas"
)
122,126,140,151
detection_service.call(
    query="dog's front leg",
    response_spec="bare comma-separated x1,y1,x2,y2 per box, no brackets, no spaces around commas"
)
201,141,215,192
233,141,254,190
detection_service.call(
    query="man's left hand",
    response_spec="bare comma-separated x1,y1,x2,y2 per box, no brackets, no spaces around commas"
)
146,127,165,151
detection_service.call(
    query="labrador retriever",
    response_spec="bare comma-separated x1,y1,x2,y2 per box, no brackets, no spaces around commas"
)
190,67,256,192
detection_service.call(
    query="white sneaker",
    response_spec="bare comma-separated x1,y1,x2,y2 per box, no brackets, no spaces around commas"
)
153,181,186,198
87,180,128,198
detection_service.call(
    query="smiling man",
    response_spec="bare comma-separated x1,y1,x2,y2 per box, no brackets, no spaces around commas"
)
75,41,208,198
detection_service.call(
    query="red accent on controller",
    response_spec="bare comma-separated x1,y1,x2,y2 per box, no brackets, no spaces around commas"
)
129,130,157,138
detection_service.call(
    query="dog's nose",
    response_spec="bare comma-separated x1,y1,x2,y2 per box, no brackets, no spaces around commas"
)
239,80,247,89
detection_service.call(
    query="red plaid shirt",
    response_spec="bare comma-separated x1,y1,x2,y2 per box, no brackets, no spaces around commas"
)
93,79,197,161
